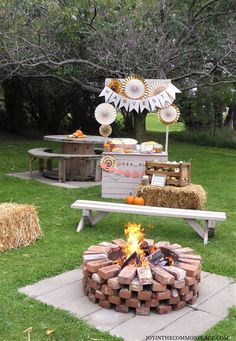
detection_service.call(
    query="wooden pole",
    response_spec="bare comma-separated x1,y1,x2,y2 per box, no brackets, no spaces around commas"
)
165,125,169,154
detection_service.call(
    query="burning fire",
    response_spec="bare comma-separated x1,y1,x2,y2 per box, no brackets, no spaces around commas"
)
123,223,149,267
115,222,175,268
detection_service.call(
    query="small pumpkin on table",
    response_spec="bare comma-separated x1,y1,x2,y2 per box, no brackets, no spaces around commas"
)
68,128,87,139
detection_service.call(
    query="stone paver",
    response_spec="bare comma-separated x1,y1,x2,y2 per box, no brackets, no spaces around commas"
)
7,171,101,189
18,268,235,341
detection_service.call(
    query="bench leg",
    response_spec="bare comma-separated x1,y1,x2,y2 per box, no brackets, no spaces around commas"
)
39,158,44,172
207,220,216,237
95,159,102,182
203,221,209,245
58,160,66,183
29,156,33,177
77,209,92,232
186,218,208,244
47,159,52,171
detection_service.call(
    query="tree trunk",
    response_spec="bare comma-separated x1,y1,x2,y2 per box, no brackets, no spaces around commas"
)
133,110,148,143
3,79,26,133
225,105,234,129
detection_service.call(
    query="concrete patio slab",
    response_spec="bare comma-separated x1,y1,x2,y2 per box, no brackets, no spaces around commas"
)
7,171,101,189
18,268,235,341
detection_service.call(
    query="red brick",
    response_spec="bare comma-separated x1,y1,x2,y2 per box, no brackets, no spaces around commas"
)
118,266,137,285
101,284,117,296
156,289,171,300
183,291,194,302
188,294,198,305
152,267,175,285
138,291,152,301
116,304,129,313
156,305,172,314
179,286,189,296
173,301,186,310
86,259,113,273
176,262,199,277
88,245,111,253
169,296,181,304
129,278,143,292
126,298,141,308
145,298,159,307
185,277,196,286
107,277,122,289
163,266,186,280
92,273,106,284
95,290,107,301
87,279,101,290
82,265,93,277
152,280,166,292
178,258,201,268
108,295,121,305
155,241,170,248
136,306,150,316
137,267,153,285
173,247,194,255
112,239,127,248
172,279,186,288
119,289,132,299
88,293,97,304
178,254,202,262
99,299,111,309
167,243,182,250
98,264,121,279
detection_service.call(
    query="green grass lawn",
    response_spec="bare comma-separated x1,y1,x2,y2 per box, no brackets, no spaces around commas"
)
0,129,236,340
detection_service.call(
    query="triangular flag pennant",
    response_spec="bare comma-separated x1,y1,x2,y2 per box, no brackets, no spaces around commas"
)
140,99,151,112
129,100,140,113
149,96,159,111
108,91,120,107
119,96,130,111
99,86,113,101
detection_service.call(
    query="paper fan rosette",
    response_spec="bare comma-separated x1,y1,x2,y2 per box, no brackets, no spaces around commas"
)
122,75,148,99
149,81,170,96
106,79,122,94
157,105,180,125
99,124,112,137
95,103,116,125
100,155,116,172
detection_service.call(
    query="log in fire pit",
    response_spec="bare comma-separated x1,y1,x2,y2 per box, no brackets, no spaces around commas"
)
82,223,201,315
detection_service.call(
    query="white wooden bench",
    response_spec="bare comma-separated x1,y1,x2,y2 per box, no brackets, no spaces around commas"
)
28,148,101,183
71,200,226,244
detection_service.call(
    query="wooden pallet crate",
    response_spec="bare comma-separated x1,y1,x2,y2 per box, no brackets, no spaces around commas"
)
145,161,191,187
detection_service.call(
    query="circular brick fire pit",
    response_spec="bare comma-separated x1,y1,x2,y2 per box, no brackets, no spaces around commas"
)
82,224,201,315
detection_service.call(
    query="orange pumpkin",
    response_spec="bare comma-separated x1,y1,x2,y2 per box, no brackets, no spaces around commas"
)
133,196,145,206
125,193,135,205
76,129,83,137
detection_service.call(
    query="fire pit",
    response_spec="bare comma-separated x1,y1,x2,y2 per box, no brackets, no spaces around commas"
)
82,223,201,315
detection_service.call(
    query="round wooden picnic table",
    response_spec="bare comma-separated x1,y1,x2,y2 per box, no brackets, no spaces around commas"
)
44,135,105,180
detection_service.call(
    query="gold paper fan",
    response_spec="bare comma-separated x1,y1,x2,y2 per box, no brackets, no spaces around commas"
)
149,81,170,97
122,75,148,99
157,105,180,125
99,124,112,137
106,79,122,94
94,103,116,125
100,155,116,172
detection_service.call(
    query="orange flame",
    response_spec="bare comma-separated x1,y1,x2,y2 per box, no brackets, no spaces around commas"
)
123,223,148,267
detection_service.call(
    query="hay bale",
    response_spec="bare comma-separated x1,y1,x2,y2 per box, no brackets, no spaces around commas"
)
0,203,42,252
136,184,206,210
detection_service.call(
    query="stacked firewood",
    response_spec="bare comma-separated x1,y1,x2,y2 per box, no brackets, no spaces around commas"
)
82,240,201,315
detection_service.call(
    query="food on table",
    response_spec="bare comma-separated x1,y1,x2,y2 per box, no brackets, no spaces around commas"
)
68,128,86,139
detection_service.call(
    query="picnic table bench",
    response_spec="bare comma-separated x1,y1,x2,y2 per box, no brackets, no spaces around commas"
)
28,148,101,183
71,200,226,244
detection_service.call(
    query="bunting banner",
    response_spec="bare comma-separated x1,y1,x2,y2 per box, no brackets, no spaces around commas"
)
99,81,181,113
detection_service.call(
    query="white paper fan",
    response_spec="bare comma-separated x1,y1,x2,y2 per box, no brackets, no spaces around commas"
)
122,75,148,99
149,81,170,96
157,105,180,125
95,103,116,125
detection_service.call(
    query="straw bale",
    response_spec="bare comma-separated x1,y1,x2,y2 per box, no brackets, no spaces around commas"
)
0,203,42,252
136,184,206,209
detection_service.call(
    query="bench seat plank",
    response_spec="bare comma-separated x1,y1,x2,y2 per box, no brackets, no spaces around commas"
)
71,200,226,244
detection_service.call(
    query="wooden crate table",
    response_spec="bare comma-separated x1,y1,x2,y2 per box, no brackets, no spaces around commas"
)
136,184,206,210
102,152,168,199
